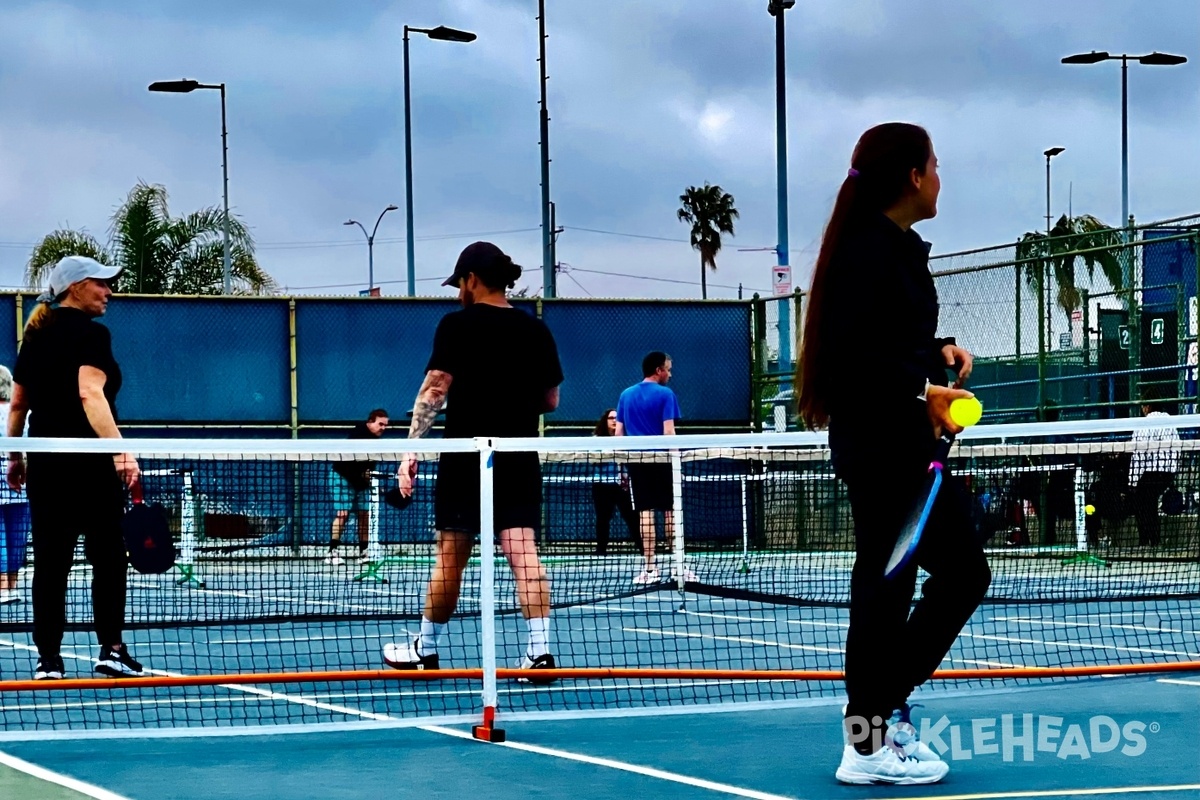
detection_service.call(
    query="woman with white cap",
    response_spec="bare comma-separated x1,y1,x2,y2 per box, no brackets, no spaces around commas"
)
5,255,144,680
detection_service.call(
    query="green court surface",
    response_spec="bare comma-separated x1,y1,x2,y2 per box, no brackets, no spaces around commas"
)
0,756,124,800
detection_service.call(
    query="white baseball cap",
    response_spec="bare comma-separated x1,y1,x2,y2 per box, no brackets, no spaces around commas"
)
37,256,123,303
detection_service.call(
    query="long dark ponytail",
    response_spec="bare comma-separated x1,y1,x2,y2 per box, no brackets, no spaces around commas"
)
797,122,933,429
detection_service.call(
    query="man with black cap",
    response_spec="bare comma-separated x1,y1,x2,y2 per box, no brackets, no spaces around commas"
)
383,242,564,683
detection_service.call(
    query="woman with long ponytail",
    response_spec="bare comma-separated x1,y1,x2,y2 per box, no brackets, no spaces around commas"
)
797,124,991,785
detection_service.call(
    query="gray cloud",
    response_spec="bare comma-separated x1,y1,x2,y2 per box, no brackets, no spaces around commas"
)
0,0,1197,305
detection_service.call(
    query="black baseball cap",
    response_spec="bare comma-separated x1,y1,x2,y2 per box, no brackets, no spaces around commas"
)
442,241,508,287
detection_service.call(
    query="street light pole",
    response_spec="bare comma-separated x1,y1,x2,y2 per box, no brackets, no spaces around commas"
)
345,205,399,293
1044,147,1065,235
148,78,233,294
769,0,795,368
402,25,477,298
538,0,554,298
403,27,415,298
1061,50,1187,291
219,83,231,295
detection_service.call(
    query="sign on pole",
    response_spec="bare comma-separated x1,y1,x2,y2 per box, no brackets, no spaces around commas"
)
1150,317,1165,346
772,266,791,297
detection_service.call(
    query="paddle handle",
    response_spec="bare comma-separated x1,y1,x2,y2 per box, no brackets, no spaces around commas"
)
130,481,145,505
928,433,955,473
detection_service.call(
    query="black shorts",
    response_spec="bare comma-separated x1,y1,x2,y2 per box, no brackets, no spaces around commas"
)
434,452,542,534
626,462,674,512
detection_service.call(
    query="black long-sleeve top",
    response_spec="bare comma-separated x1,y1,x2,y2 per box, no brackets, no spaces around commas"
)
816,212,955,461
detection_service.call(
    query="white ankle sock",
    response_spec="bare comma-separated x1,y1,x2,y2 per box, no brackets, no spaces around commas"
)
527,617,551,658
418,617,445,656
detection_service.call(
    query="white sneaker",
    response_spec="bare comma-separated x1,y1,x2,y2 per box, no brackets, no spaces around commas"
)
323,554,343,566
888,703,941,762
0,590,20,605
835,745,948,785
842,704,942,763
632,568,660,585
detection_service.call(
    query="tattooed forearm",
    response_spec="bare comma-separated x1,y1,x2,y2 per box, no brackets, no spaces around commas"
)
407,394,445,440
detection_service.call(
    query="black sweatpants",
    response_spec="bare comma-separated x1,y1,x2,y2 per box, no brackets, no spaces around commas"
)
838,452,992,726
26,454,128,658
591,483,639,555
1132,471,1173,546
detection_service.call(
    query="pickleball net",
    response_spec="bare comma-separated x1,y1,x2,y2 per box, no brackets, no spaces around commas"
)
0,416,1196,737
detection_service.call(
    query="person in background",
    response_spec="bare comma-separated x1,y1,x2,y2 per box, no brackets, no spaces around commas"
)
1129,396,1180,547
615,351,694,584
0,365,30,605
326,408,389,565
591,408,639,556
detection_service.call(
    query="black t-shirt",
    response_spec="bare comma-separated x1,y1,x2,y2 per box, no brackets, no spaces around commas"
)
333,422,377,490
426,304,563,439
13,307,122,438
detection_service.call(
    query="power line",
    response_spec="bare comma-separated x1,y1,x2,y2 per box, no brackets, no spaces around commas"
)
568,264,769,293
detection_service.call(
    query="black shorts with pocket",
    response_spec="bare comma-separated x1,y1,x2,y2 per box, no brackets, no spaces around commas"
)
434,451,542,534
626,462,674,512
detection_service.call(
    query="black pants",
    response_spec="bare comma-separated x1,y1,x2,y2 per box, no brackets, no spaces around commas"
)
1132,471,1173,546
1017,469,1075,546
26,455,128,658
838,453,992,725
591,483,638,555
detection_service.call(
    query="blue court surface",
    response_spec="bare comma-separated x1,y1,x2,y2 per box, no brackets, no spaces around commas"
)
0,672,1198,800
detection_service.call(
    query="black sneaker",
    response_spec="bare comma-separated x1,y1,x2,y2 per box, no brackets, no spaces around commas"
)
516,652,557,685
383,637,440,671
34,655,64,680
95,645,144,678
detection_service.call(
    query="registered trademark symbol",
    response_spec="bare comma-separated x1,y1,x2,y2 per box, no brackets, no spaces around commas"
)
1149,722,1161,734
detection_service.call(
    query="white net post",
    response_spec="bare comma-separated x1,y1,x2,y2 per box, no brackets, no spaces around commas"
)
1073,466,1087,553
472,437,504,741
367,473,384,563
670,449,687,595
739,475,750,574
175,470,204,589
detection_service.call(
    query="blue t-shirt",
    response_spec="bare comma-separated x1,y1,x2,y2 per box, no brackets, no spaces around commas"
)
616,381,681,436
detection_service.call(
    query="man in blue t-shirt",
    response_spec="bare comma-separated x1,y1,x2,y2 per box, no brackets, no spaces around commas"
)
615,351,693,584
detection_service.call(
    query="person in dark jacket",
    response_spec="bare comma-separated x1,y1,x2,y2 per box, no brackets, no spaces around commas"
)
326,408,389,565
6,256,144,681
798,123,991,785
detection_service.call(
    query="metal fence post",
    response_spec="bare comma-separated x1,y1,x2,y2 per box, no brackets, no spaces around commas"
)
289,297,302,553
1036,256,1046,420
14,293,23,351
1014,262,1021,362
1081,289,1091,414
751,293,766,432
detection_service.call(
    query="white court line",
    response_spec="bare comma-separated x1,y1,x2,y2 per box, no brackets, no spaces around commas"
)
961,632,1200,660
207,634,392,645
786,620,848,629
0,639,393,724
626,627,843,655
991,617,1198,636
897,785,1200,799
423,724,796,800
0,750,131,800
1157,678,1200,688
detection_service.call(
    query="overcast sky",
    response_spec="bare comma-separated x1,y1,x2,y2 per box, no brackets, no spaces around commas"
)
1,0,1197,300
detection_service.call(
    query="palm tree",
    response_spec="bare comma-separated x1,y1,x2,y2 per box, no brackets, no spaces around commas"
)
1016,213,1122,318
26,182,275,295
677,183,738,300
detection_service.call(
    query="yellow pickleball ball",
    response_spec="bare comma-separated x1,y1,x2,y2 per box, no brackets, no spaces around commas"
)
949,396,983,428
1085,504,1096,516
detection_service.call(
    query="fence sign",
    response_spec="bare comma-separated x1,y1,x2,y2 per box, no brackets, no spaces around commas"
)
772,266,791,296
1150,317,1165,345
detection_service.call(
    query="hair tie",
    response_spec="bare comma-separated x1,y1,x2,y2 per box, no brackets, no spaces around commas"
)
847,168,860,178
